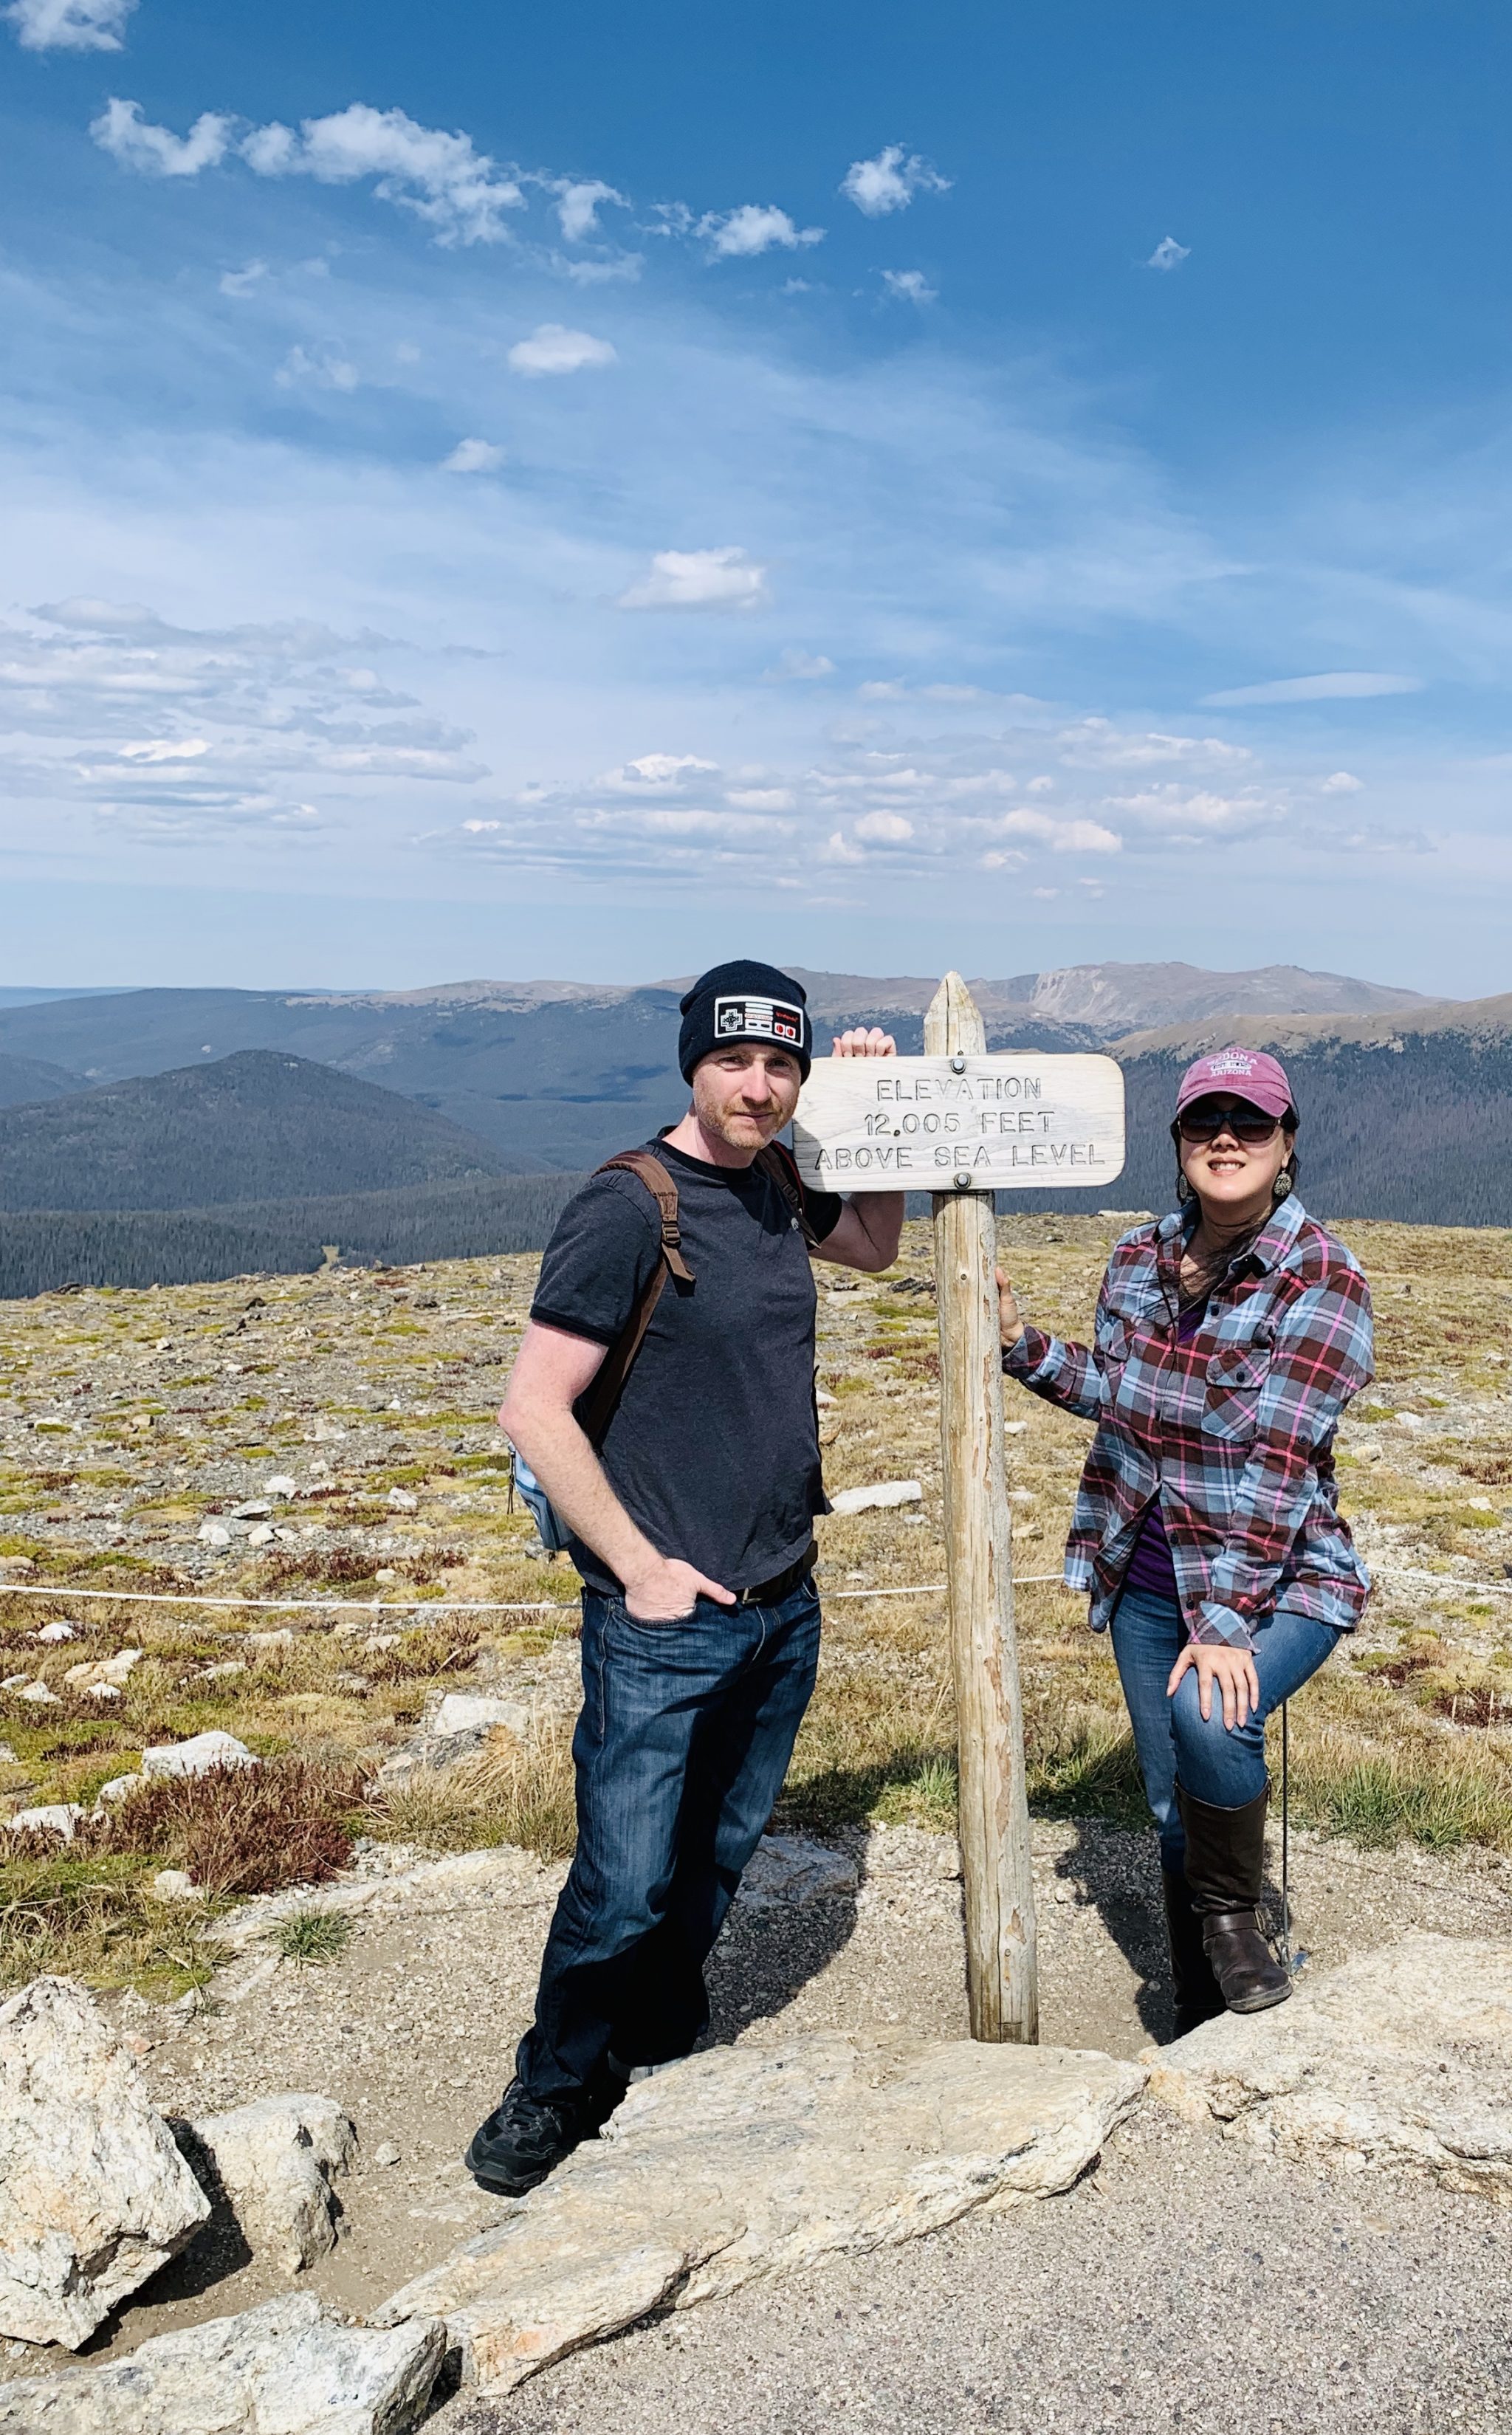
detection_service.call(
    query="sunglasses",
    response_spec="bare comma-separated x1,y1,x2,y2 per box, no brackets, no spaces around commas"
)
1175,1101,1283,1147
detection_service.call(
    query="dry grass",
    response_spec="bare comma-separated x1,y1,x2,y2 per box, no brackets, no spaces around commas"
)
366,1722,578,1861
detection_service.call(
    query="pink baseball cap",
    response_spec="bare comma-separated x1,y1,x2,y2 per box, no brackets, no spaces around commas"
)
1175,1045,1296,1124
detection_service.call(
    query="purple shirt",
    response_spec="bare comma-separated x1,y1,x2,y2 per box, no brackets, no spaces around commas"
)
1121,1297,1208,1600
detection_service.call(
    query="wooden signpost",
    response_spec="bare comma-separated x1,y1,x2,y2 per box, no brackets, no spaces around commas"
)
793,976,1127,2045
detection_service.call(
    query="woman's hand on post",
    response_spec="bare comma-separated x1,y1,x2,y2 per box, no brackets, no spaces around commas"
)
1166,1640,1260,1731
995,1267,1025,1350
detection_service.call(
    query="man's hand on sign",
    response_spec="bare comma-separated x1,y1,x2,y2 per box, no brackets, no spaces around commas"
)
995,1267,1025,1350
831,1026,897,1058
622,1550,736,1624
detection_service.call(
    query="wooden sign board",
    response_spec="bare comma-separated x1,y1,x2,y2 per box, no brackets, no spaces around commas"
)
791,1052,1126,1191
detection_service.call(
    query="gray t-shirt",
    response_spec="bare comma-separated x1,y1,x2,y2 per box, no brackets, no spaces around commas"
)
530,1140,843,1594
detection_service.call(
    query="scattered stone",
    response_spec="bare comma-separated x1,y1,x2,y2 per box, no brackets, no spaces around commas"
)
0,1745,16,1765
63,1649,142,1693
829,1479,924,1515
0,2291,445,2434
94,1775,140,1807
150,1870,199,1901
231,1501,272,1521
33,1621,75,1644
198,1522,231,1549
187,2094,357,2274
388,1488,419,1512
247,1629,295,1651
0,1677,27,1692
432,1692,529,1740
200,1660,247,1680
372,2140,402,2168
1148,1931,1512,2196
142,1731,258,1780
0,1977,210,2348
7,1804,84,1841
245,1524,275,1548
18,1682,61,1706
377,2031,1145,2395
265,1474,298,1498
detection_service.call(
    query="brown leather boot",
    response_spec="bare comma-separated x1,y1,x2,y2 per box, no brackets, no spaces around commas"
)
1161,1866,1226,2037
1175,1781,1291,2014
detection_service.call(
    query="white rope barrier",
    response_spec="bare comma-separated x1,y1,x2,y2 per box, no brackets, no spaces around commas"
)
0,1572,1073,1617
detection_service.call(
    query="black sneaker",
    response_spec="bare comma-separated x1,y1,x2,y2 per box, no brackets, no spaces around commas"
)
464,2077,605,2196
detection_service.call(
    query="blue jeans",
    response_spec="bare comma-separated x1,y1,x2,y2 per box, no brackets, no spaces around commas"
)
1110,1584,1341,1872
515,1577,822,2103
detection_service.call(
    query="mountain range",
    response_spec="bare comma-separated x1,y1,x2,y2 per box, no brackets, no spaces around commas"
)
0,960,1508,1291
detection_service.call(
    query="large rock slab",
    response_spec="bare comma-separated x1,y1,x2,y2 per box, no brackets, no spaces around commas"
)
1149,1931,1512,2196
186,2094,356,2273
377,2029,1145,2394
0,2292,445,2434
0,1978,210,2348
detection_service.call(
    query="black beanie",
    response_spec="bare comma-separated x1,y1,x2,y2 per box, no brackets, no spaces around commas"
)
678,959,813,1083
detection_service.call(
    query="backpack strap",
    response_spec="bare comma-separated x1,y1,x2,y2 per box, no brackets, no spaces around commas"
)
574,1151,693,1447
755,1140,822,1249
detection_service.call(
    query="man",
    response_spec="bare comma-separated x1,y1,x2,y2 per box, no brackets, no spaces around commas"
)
466,958,901,2194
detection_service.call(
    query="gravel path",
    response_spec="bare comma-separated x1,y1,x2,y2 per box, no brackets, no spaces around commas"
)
455,2103,1511,2435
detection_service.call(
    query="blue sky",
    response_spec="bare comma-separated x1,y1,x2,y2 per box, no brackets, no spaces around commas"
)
2,0,1511,993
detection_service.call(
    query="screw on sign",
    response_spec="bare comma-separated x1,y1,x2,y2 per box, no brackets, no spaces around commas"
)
794,975,1128,2044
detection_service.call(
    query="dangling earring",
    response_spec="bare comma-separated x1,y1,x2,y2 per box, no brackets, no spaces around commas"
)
1273,1170,1293,1201
1176,1171,1194,1204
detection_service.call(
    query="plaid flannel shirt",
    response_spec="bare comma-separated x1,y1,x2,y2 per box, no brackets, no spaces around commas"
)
1003,1194,1374,1649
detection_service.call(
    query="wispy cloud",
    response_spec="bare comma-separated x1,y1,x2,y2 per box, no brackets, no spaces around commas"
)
275,345,360,392
765,649,835,681
617,548,771,611
1144,236,1191,271
440,438,505,473
506,323,616,376
6,0,132,51
882,269,936,306
91,98,233,177
219,259,269,298
1202,673,1421,705
841,145,951,216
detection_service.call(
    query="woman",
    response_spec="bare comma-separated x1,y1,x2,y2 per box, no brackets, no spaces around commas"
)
998,1046,1373,2032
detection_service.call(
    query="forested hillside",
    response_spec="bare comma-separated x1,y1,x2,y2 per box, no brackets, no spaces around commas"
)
0,1051,506,1212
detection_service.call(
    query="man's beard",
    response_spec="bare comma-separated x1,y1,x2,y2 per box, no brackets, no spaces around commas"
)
695,1095,786,1150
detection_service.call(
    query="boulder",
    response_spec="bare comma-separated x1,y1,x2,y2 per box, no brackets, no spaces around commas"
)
430,1693,530,1741
63,1651,142,1694
0,2291,445,2434
187,2094,357,2274
141,1731,258,1780
6,1804,84,1842
1148,1931,1512,2196
376,2030,1144,2395
734,1833,859,1910
0,1977,210,2347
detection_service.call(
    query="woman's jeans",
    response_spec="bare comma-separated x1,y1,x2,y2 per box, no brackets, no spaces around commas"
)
515,1577,822,2106
1110,1584,1341,1874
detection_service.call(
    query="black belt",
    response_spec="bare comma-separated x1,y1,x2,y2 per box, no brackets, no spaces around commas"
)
734,1542,817,1607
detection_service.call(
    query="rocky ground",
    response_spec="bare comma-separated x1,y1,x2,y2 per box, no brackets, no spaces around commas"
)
0,1215,1510,2426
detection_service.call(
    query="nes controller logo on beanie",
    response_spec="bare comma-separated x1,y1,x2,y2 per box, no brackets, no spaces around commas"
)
715,995,804,1046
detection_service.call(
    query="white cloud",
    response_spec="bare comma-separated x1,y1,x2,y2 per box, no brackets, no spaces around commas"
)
882,269,936,306
553,179,625,241
1322,769,1363,792
241,103,524,244
841,146,952,217
854,809,914,842
997,808,1123,853
1057,719,1254,771
1145,236,1191,272
91,97,232,177
94,97,527,244
1202,673,1422,706
603,752,719,790
617,547,770,612
275,346,359,392
507,323,617,376
6,0,133,50
726,786,795,811
441,438,505,474
698,205,825,259
765,649,835,681
219,259,268,298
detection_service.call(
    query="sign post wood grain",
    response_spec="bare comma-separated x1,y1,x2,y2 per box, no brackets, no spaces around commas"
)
922,972,1038,2043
